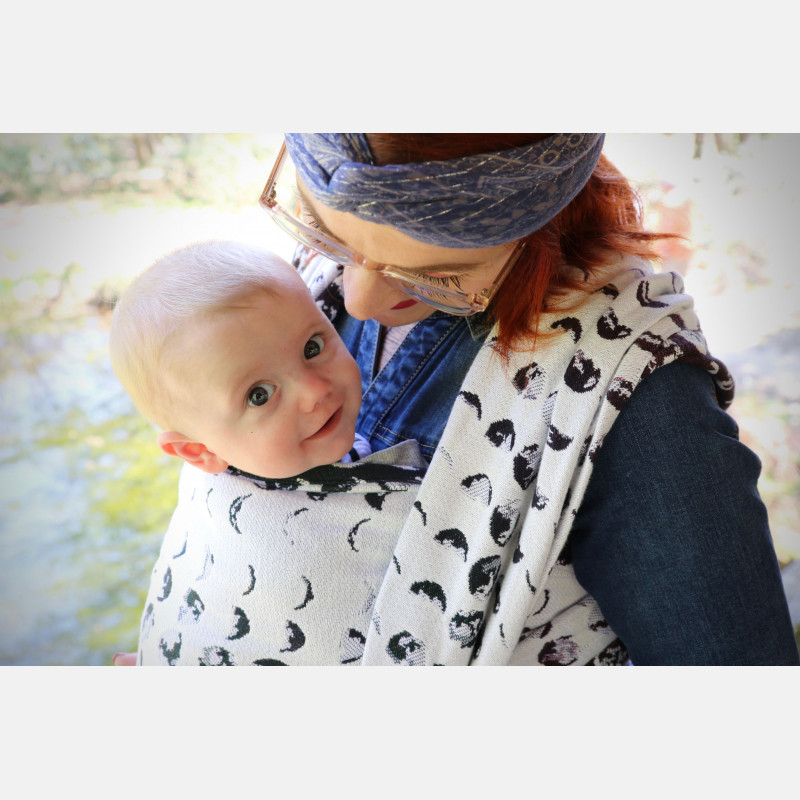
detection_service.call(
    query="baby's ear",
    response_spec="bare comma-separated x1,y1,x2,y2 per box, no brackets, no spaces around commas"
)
157,431,229,474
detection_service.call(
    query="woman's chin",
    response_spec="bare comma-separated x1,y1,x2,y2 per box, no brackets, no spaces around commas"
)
356,304,437,327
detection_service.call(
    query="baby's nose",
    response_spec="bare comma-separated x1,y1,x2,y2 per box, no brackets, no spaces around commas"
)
297,370,332,413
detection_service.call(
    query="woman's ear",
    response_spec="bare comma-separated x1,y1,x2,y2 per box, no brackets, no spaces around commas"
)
156,431,229,474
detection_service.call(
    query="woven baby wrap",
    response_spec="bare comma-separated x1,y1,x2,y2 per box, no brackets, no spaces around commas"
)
138,441,426,665
298,251,733,665
140,253,733,666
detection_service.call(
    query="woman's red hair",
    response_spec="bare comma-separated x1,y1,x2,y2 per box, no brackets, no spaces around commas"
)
366,134,676,357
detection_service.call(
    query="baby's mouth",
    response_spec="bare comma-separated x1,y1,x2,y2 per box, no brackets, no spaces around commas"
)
306,406,343,441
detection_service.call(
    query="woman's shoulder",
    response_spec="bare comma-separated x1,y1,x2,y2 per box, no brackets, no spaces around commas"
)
614,358,737,438
585,356,753,509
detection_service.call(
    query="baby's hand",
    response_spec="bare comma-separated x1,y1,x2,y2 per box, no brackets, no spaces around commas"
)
111,652,137,666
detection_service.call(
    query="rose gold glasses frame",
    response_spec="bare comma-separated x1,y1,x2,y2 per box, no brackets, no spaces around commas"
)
259,141,526,316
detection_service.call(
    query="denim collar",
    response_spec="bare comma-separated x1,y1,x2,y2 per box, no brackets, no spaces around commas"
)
465,310,493,341
427,309,491,342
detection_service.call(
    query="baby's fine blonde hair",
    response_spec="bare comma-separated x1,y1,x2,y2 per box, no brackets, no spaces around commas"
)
109,240,290,430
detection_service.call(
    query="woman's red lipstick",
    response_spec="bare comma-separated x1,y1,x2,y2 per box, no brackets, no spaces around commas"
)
391,299,418,310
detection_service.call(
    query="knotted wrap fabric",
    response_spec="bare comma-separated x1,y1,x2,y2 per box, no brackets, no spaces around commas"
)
284,133,605,248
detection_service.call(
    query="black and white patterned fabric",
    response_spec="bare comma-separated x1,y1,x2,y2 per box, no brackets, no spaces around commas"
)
140,253,734,666
330,258,733,666
138,440,427,666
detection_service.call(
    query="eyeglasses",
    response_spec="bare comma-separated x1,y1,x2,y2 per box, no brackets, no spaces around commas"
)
259,142,525,316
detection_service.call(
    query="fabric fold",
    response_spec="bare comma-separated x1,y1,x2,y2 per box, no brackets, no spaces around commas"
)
325,258,734,665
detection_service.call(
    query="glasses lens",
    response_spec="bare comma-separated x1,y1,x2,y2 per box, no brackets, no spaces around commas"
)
381,274,477,315
264,152,361,267
269,206,358,265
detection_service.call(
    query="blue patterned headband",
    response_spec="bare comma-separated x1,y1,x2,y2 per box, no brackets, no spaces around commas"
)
284,133,605,248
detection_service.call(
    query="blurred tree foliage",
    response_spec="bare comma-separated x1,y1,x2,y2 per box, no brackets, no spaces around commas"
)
1,261,181,521
0,132,760,209
0,133,277,209
0,265,81,383
691,132,758,159
28,401,183,663
0,265,183,663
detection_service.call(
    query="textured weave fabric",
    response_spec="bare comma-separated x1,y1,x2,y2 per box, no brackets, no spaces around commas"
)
284,133,604,247
353,261,734,665
139,255,735,666
296,252,734,665
137,440,427,666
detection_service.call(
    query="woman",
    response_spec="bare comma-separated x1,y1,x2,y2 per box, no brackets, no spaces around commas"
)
260,133,798,666
113,133,797,666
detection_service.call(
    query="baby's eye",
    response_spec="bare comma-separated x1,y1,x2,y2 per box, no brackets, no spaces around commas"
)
248,383,276,407
304,334,325,359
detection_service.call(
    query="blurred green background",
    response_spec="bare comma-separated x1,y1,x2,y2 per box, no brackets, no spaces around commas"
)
1,133,798,665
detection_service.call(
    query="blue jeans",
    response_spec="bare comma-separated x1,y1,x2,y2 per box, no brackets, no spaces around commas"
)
334,312,800,665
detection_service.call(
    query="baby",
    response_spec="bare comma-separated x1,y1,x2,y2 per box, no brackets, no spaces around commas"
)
110,241,426,665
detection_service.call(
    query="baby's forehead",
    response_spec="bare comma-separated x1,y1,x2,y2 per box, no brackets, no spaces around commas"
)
254,275,326,317
215,269,305,304
203,279,327,334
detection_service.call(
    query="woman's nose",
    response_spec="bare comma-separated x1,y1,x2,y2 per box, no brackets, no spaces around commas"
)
342,265,405,320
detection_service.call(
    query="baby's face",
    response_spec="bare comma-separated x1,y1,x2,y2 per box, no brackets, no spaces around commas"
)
168,274,362,478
